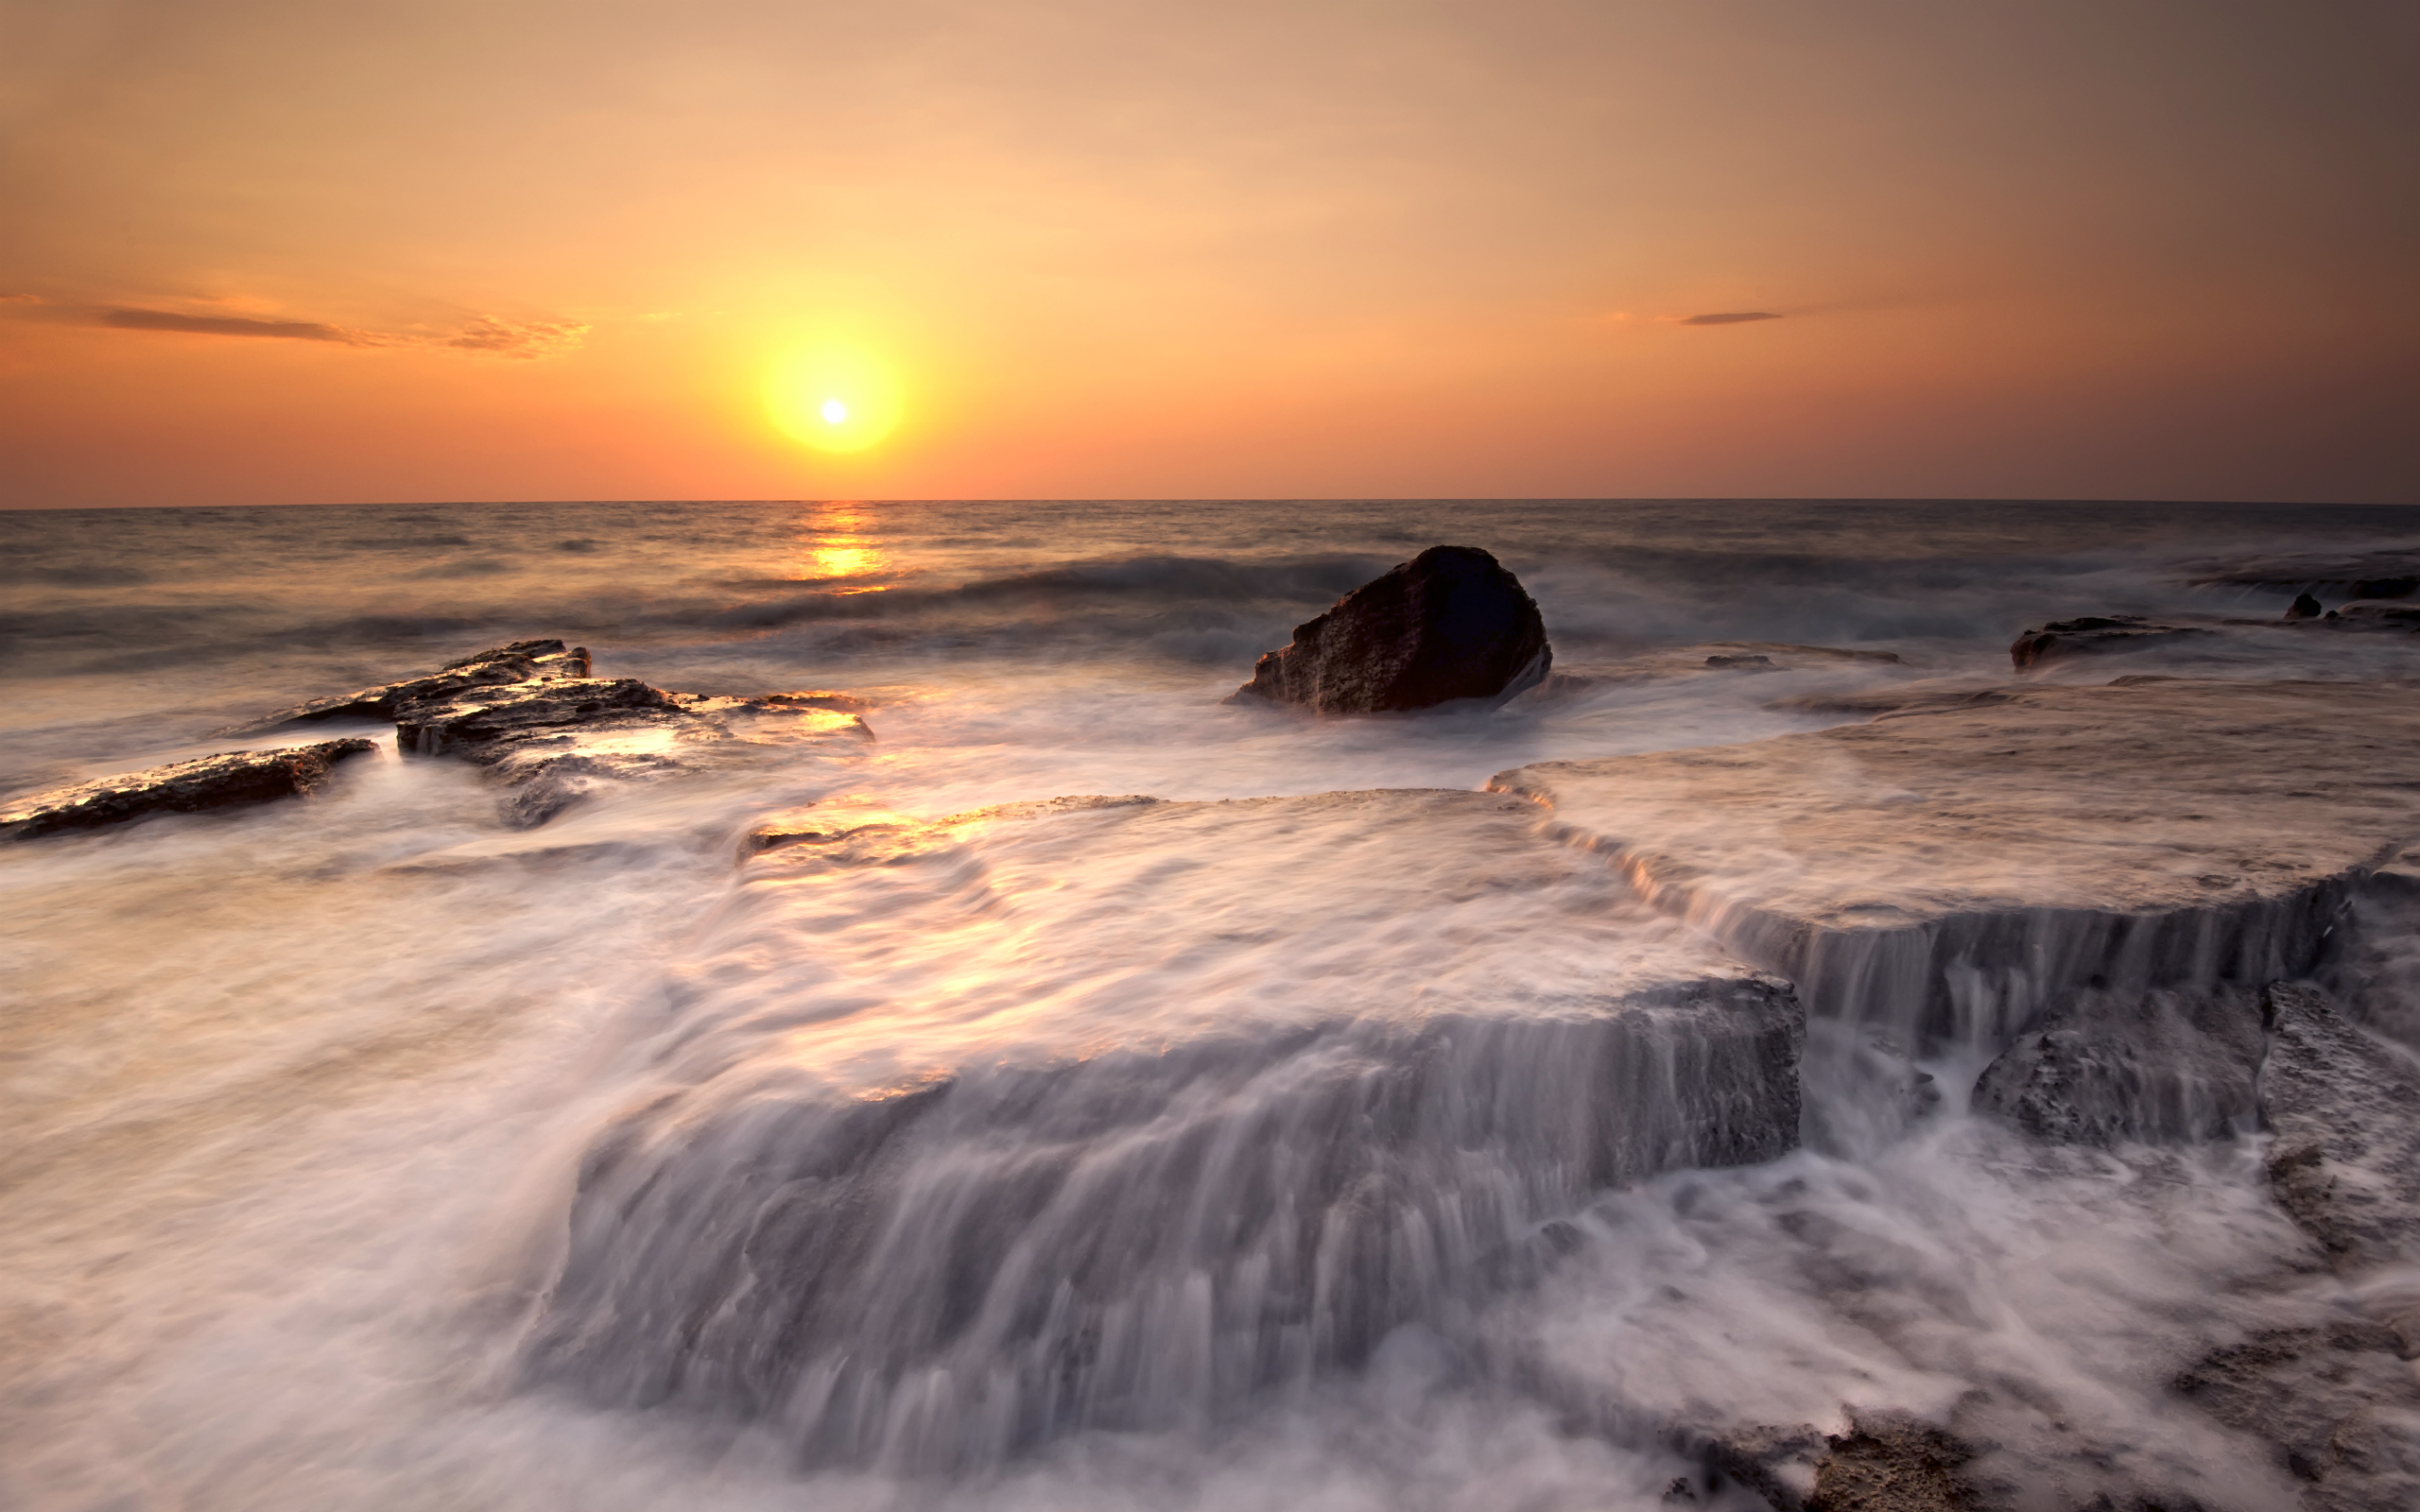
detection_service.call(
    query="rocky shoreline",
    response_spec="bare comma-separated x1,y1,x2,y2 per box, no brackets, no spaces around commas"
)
5,638,876,836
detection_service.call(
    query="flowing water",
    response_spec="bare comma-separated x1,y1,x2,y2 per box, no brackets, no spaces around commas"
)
2,498,2413,1510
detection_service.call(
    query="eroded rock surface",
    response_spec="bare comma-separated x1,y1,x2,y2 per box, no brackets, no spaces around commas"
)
1,739,377,839
2008,614,2216,671
2260,985,2420,1278
2173,1319,2420,1512
1973,985,2265,1144
1806,1414,1979,1512
1230,544,1549,712
228,639,874,827
231,639,593,731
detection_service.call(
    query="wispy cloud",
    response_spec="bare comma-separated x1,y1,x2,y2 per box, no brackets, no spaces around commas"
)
1,296,588,358
442,316,589,357
101,307,371,343
1680,311,1782,326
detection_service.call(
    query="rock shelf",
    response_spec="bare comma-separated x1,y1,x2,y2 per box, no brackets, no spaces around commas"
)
1,739,377,839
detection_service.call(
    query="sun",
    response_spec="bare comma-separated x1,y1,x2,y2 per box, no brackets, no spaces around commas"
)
766,345,903,454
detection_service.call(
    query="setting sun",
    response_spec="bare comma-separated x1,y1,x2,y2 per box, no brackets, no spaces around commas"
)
766,345,904,455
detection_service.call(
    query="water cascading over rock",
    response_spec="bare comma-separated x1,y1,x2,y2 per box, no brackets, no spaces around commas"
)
523,788,1800,1470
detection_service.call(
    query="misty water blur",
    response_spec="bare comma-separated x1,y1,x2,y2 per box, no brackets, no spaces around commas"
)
2,498,2413,1510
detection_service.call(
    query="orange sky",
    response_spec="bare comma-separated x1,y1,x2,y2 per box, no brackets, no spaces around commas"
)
2,1,2414,507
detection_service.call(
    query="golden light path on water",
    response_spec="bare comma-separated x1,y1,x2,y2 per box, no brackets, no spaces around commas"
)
795,500,889,584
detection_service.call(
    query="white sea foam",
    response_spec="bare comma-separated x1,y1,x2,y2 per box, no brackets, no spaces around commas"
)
5,500,2419,1509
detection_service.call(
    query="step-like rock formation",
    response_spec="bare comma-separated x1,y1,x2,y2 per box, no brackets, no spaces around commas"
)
527,787,1798,1469
2,739,377,839
1230,544,1550,713
1492,679,2420,1058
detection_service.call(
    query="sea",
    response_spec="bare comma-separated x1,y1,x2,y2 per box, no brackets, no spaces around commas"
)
0,498,2410,1510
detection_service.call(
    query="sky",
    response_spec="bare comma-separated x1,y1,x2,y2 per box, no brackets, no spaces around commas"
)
1,0,2414,507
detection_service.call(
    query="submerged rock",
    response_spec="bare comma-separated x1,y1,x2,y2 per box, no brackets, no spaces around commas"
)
2007,614,2214,671
1,739,377,839
1972,985,2265,1145
2260,984,2420,1278
1230,544,1550,713
2173,1318,2420,1509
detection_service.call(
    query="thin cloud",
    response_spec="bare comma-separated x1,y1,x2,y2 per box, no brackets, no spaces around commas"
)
1,295,587,358
102,307,371,343
1680,311,1782,326
442,316,589,358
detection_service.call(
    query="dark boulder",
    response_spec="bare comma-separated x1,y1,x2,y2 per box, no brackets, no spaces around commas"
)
2,739,377,839
2007,615,2214,671
2284,593,2324,620
1230,545,1550,713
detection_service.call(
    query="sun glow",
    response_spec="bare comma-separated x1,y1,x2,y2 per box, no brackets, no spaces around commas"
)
767,344,904,454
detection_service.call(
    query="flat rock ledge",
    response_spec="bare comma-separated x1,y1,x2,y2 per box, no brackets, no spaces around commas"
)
1,739,377,840
1491,679,2420,1042
244,639,874,827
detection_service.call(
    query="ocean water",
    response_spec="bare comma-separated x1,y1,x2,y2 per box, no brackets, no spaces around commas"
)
0,498,2412,1510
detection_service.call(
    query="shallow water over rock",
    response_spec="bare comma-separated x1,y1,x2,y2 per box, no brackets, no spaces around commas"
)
10,501,2420,1511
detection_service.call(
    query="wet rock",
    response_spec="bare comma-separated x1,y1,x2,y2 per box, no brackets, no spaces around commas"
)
2172,1319,2420,1510
231,639,592,731
1,739,377,839
396,680,875,828
1686,1421,1826,1510
2259,984,2420,1275
1230,544,1550,713
2352,577,2419,601
2330,603,2420,630
1494,680,2420,1053
394,676,681,758
1972,986,2265,1145
528,788,1800,1466
2008,615,2215,671
231,639,878,829
1707,653,1777,670
1806,1413,1979,1512
2285,593,2325,621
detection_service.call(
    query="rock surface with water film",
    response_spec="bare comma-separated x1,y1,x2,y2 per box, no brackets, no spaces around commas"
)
226,639,877,827
527,786,1799,1469
2007,613,2218,670
1,739,378,839
229,638,595,730
1230,544,1551,712
1492,679,2420,1048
